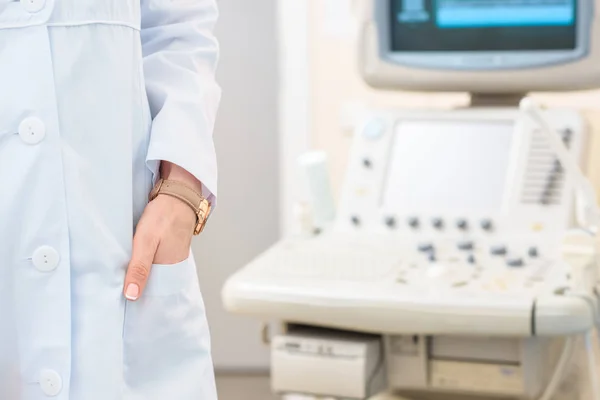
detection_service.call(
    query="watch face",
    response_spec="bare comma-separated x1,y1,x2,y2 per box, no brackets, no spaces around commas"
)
199,199,210,216
194,199,211,235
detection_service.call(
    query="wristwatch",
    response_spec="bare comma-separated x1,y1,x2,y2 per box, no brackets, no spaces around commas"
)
149,178,211,235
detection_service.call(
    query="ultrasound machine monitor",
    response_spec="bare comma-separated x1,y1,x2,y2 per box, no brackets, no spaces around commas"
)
359,0,600,92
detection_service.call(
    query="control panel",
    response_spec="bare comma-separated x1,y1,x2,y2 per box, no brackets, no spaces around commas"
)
243,232,568,298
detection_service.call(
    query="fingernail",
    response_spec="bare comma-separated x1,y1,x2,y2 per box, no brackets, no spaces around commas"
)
125,283,140,301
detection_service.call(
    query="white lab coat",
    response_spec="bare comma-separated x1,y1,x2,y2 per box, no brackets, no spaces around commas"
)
0,0,220,399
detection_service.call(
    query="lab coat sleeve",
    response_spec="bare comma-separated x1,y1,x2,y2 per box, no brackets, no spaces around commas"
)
141,0,221,205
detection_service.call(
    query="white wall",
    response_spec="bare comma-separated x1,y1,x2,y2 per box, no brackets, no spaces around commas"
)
193,0,279,370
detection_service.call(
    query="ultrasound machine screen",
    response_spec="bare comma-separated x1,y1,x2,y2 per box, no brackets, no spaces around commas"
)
391,0,577,51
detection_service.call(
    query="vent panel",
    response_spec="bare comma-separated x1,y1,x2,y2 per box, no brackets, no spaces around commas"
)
520,128,573,205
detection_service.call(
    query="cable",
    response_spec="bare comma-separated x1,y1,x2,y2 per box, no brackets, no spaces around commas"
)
585,331,600,400
538,337,575,400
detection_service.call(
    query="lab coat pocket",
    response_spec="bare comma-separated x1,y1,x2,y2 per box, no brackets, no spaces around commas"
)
123,256,217,400
143,257,195,296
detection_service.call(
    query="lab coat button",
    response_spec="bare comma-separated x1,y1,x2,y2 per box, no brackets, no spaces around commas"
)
20,0,46,13
32,246,60,272
19,117,46,144
39,369,62,396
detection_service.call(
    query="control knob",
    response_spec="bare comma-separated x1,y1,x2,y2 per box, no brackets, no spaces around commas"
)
384,216,396,229
457,241,474,251
408,217,420,229
507,258,524,268
490,246,507,256
481,219,494,232
528,247,539,258
456,219,468,231
418,243,434,253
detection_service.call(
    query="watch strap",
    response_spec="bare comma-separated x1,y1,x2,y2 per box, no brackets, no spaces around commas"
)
149,178,211,235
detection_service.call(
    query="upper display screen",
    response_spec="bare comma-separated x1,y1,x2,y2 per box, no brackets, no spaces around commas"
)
390,0,577,52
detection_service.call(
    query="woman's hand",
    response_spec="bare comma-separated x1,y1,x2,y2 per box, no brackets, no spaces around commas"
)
123,161,202,301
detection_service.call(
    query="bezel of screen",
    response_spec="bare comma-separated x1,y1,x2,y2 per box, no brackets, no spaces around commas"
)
374,0,591,71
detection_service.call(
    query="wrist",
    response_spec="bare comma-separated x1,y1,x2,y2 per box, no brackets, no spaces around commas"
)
149,175,212,235
160,161,203,194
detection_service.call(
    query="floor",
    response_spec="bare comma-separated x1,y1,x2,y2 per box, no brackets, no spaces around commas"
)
214,375,517,400
216,374,277,400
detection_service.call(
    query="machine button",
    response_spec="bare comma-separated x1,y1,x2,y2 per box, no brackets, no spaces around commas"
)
467,254,476,264
490,246,507,256
561,128,573,145
39,369,62,396
408,217,420,229
384,216,396,228
362,119,385,140
554,286,569,296
428,253,437,263
19,117,46,145
351,216,360,226
507,258,524,267
418,243,434,253
456,219,468,231
362,158,372,168
480,219,494,232
457,241,474,251
21,0,46,13
528,247,539,258
432,218,444,230
32,246,60,272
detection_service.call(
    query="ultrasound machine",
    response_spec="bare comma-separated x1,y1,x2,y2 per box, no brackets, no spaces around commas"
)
223,0,600,399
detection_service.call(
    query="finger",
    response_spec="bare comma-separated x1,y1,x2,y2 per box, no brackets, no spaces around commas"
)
124,226,160,301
